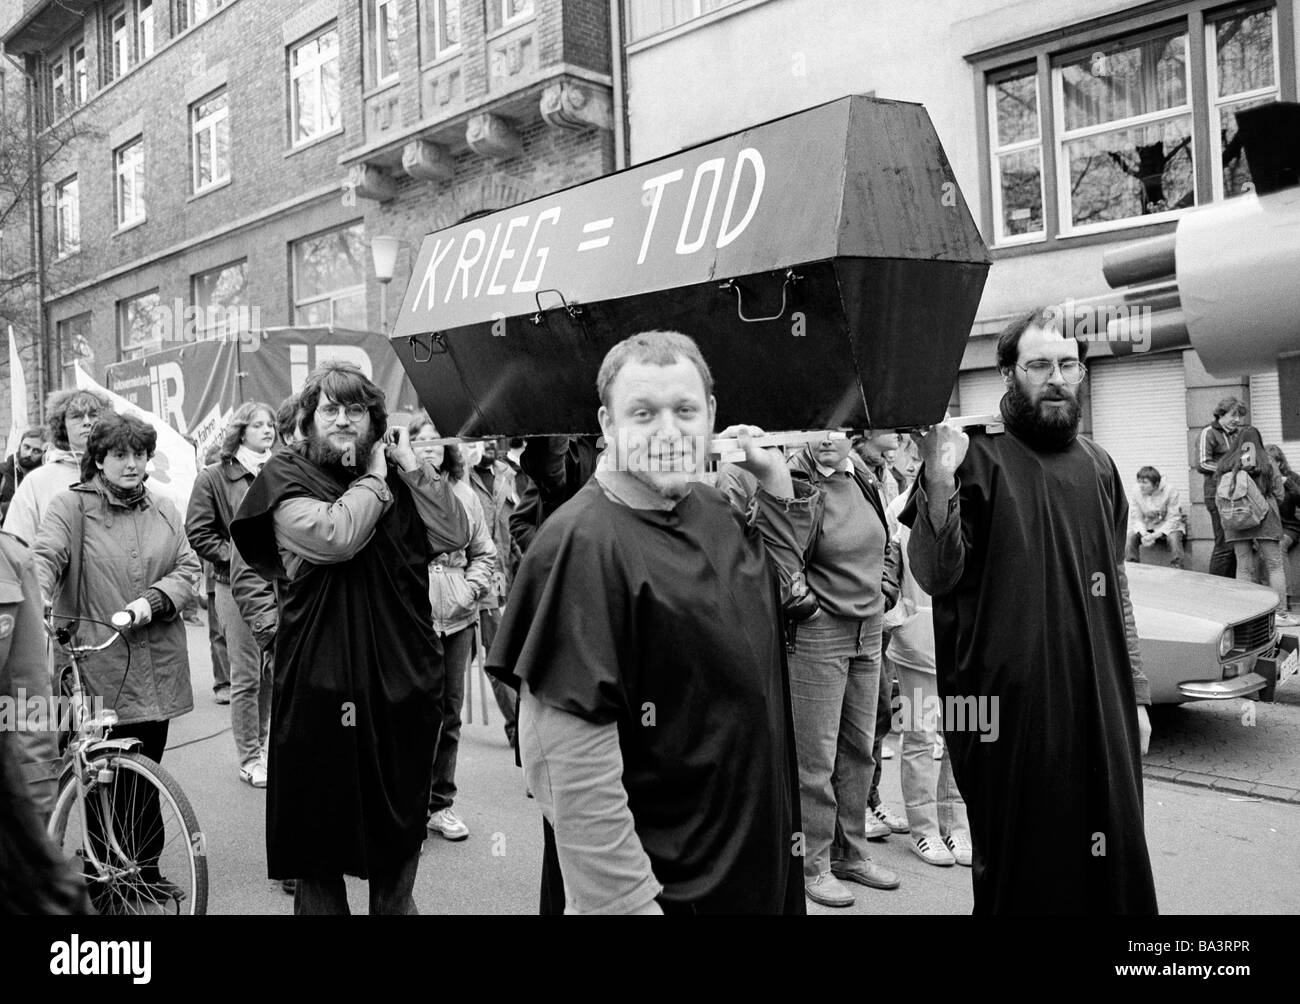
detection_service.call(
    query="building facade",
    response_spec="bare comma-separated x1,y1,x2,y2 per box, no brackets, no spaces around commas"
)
1,0,615,422
622,0,1299,569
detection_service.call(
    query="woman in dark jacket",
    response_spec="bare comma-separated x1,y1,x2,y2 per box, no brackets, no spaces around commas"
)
1216,427,1298,625
185,402,277,786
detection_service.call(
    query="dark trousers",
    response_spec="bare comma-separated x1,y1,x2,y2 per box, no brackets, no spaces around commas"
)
868,662,897,807
293,849,421,915
429,626,473,813
87,719,169,908
208,591,230,691
477,609,518,742
1207,497,1237,578
540,817,566,915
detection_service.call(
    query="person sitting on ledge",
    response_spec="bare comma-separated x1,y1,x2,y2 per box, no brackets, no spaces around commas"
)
1124,466,1186,570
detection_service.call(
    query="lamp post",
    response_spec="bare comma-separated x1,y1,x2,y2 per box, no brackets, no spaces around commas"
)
370,235,400,335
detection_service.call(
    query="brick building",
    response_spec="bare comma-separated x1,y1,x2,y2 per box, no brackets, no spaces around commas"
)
0,0,616,423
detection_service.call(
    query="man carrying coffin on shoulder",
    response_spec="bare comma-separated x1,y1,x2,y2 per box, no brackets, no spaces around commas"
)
488,330,822,915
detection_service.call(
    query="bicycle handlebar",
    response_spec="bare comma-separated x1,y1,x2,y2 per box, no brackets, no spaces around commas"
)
43,611,134,655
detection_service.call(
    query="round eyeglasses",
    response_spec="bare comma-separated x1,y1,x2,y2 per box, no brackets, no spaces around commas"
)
1017,359,1087,385
317,403,369,422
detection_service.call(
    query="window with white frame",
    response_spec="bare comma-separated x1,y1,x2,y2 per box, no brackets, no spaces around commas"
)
292,222,367,329
55,176,79,256
179,0,225,33
628,0,738,42
192,260,248,340
71,42,87,104
138,0,155,59
366,0,400,87
424,0,461,59
117,290,162,359
49,55,67,120
979,1,1288,247
290,25,341,145
191,89,230,193
1208,4,1280,199
109,7,129,81
115,137,145,227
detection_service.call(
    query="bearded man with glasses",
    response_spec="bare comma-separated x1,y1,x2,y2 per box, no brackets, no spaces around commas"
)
901,306,1157,915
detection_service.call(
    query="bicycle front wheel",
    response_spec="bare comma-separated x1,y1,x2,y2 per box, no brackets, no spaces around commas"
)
48,751,209,916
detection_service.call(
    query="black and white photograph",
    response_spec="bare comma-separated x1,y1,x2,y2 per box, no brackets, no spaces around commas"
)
0,0,1297,981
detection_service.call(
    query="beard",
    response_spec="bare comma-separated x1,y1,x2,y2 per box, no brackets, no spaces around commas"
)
306,425,378,473
17,453,42,471
1003,377,1081,448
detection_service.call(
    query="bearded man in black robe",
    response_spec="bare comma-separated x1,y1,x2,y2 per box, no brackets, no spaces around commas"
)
231,362,469,914
488,330,810,914
902,306,1158,915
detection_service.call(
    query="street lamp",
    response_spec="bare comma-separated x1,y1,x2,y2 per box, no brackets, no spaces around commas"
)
370,235,401,334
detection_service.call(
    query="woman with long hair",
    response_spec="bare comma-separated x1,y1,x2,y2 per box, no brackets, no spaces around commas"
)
408,416,496,843
185,401,278,786
1267,444,1300,611
1215,427,1299,626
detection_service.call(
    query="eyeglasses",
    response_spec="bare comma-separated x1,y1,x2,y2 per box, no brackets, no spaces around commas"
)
1017,359,1086,385
317,403,368,422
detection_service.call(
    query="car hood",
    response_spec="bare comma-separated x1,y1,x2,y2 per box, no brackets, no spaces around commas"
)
1126,564,1277,625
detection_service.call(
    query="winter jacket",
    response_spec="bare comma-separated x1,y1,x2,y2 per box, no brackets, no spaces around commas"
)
1,449,81,546
467,459,518,609
1221,459,1286,543
185,457,256,583
33,480,200,726
882,495,934,674
230,544,278,652
427,478,497,637
1128,484,1187,537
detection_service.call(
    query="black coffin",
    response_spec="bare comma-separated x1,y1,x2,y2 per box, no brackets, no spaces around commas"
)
391,94,991,436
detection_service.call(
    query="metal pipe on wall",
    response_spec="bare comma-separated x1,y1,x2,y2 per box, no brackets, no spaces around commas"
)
610,0,628,170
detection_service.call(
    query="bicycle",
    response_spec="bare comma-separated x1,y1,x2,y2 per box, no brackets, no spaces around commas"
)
43,609,209,916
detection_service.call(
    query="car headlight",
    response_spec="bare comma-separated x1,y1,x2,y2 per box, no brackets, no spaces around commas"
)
1219,629,1234,659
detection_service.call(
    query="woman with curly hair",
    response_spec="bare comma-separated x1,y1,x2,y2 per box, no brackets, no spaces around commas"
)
185,402,278,786
408,416,496,842
3,388,111,545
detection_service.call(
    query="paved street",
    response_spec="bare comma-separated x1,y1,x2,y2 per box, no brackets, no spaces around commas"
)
163,619,1300,915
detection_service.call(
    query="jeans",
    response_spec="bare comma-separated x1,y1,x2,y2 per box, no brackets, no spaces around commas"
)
868,658,897,808
477,608,518,741
787,611,882,879
1282,532,1297,601
1207,498,1237,578
207,589,229,692
429,625,473,813
892,659,969,842
1234,539,1289,614
1124,530,1185,569
293,849,421,915
216,581,271,767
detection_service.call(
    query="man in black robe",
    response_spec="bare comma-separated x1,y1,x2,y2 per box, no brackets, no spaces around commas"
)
231,363,469,914
902,307,1158,914
488,330,809,914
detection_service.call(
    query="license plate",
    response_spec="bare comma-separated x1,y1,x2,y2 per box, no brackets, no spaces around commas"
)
1280,649,1299,685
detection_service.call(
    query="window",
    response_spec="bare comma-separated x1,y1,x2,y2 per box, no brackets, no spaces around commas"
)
117,290,162,360
71,43,87,104
115,138,146,227
290,26,340,145
425,0,461,59
366,0,400,87
191,89,230,192
55,176,79,256
57,314,94,371
292,223,367,329
977,1,1290,246
178,0,225,33
628,0,737,41
109,7,129,81
137,1,155,59
192,260,248,340
49,55,67,120
1208,4,1280,199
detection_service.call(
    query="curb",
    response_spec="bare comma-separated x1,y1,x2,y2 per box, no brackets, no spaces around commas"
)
1143,764,1300,805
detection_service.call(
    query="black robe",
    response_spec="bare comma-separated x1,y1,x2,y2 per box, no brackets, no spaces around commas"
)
230,447,440,880
901,416,1158,915
488,479,805,914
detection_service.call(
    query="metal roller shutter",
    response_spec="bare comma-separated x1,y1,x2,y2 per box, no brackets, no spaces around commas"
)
1088,355,1191,515
957,369,1007,419
1248,372,1300,465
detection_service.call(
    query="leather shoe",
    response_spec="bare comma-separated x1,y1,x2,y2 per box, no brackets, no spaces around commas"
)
832,859,901,890
804,872,855,907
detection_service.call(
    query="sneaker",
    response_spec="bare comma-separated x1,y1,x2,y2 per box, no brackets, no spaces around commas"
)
869,802,909,834
281,879,296,895
214,686,231,706
908,834,956,867
943,831,973,867
1276,611,1300,627
239,760,268,788
258,745,268,770
864,812,891,841
804,872,855,907
831,859,901,890
427,808,469,841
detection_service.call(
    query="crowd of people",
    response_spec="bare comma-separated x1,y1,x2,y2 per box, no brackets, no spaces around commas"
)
4,303,1286,915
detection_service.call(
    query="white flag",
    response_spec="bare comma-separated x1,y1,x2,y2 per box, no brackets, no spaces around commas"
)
5,325,28,459
73,363,198,513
